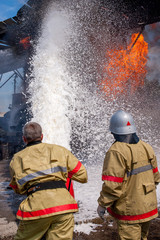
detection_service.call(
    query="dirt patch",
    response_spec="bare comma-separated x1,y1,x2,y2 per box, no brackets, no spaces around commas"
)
73,216,160,240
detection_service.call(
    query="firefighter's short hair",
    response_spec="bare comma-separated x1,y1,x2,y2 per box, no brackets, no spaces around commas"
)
23,122,42,142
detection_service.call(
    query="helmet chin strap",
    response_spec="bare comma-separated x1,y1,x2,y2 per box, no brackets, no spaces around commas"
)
112,133,139,144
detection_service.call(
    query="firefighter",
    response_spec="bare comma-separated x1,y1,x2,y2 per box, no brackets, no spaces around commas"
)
97,110,160,240
10,122,87,240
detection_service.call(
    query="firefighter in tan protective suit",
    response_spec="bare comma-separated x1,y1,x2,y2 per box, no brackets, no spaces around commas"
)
10,122,88,240
97,110,160,240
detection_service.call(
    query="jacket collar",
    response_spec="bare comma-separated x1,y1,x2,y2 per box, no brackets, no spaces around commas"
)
113,133,139,144
26,140,42,147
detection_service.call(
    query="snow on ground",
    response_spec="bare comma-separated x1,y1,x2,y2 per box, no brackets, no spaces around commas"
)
73,164,102,234
74,222,102,235
74,164,102,222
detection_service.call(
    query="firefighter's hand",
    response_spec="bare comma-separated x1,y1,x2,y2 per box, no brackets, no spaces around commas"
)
97,205,106,220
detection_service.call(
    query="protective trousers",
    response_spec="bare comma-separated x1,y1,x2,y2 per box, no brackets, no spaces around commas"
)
117,221,150,240
14,213,74,240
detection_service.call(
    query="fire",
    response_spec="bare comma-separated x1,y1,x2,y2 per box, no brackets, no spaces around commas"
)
98,33,148,97
19,36,30,49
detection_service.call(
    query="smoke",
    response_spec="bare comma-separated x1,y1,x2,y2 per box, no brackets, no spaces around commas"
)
146,46,160,83
144,23,160,84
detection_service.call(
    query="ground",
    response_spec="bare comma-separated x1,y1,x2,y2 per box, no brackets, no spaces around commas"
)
1,217,160,240
0,159,160,240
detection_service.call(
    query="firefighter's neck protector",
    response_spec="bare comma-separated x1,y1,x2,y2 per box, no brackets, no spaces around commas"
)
112,133,139,144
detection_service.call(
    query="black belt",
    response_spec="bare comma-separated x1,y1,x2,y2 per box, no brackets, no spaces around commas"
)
27,180,66,196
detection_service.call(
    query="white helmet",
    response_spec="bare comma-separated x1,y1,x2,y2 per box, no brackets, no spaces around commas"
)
109,110,136,135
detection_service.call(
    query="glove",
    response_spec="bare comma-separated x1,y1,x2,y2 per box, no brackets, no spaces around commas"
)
97,205,106,220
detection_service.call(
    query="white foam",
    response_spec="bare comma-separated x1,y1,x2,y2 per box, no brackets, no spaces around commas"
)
29,6,73,149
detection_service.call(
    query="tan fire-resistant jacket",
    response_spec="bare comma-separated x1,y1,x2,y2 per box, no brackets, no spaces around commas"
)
98,140,160,223
10,142,87,220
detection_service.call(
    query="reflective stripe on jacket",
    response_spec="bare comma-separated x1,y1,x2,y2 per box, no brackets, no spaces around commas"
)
9,143,88,220
98,140,160,223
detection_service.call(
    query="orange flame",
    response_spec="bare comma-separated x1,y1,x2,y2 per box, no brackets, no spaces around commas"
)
19,36,30,49
98,33,148,97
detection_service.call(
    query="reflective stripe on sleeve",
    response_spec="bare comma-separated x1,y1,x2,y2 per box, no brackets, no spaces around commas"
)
17,203,78,218
102,175,124,183
153,167,158,173
68,161,82,178
18,166,67,185
107,207,158,221
9,183,18,189
127,164,152,177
